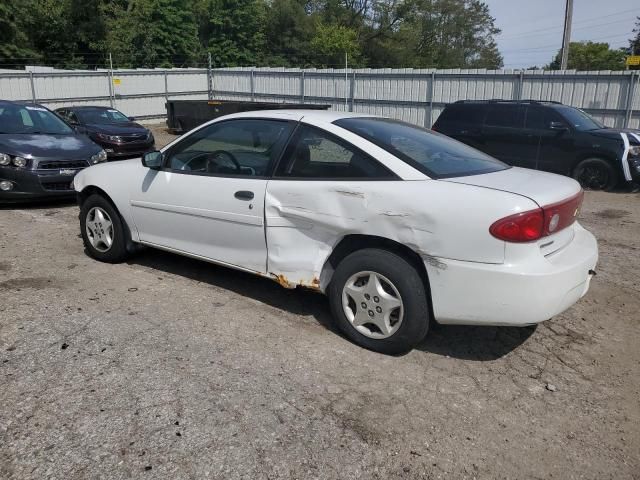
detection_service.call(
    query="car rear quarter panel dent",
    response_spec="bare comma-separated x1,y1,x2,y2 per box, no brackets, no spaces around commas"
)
264,179,537,290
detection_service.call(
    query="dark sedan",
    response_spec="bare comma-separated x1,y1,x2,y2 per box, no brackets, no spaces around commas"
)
0,100,107,202
55,106,155,159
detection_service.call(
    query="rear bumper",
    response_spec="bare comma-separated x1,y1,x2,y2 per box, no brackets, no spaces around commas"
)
425,223,598,326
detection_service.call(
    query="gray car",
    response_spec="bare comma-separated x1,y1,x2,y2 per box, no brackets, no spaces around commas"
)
0,100,107,203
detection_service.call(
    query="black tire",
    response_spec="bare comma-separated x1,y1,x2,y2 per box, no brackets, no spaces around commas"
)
79,194,129,263
572,158,618,191
328,248,430,355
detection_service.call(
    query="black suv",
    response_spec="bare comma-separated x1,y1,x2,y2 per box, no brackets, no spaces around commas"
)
432,100,640,190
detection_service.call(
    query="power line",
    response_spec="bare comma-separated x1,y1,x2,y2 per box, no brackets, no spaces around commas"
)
498,6,639,40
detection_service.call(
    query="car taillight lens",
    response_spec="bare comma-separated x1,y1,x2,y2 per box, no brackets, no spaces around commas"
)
490,191,584,243
490,209,545,242
542,191,584,235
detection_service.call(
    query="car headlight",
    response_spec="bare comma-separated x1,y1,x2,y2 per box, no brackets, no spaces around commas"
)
0,153,10,166
629,145,640,157
90,150,108,164
96,133,121,142
12,156,27,168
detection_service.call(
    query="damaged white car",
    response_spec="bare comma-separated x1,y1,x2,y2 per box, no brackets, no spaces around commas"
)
74,110,598,354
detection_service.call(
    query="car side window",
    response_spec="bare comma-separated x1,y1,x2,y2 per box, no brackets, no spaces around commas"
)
67,112,79,124
484,105,524,128
525,107,564,130
275,124,395,179
165,119,294,178
438,105,485,125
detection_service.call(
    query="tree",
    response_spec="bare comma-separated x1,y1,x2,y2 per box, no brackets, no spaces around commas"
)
19,0,109,69
309,24,362,66
196,0,266,67
0,2,39,67
547,41,626,71
107,0,200,68
630,16,640,55
388,0,503,69
263,0,314,66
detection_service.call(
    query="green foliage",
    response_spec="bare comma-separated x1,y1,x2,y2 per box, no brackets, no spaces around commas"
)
8,0,635,71
196,0,266,67
393,0,503,69
0,2,39,67
547,42,626,71
630,16,640,59
263,0,314,66
107,0,201,68
310,24,361,67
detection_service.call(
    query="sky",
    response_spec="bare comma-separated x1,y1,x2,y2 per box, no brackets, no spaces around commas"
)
484,0,639,69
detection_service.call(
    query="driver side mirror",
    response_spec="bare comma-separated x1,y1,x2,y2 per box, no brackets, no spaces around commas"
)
128,116,136,121
549,121,568,131
141,151,163,170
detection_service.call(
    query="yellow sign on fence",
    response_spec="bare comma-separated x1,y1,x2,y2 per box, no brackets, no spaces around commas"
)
625,56,640,66
113,78,121,85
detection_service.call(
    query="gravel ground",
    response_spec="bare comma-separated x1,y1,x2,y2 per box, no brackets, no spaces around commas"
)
0,124,638,479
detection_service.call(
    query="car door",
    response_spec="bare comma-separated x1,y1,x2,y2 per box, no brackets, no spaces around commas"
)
129,118,294,273
523,106,575,174
481,104,529,166
264,122,399,283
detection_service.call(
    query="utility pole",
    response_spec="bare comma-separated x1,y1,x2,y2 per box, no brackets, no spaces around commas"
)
560,0,573,70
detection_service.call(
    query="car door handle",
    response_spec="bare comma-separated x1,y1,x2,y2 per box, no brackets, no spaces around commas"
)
234,190,254,200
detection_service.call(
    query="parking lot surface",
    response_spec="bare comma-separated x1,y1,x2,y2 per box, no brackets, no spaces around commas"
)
1,125,639,479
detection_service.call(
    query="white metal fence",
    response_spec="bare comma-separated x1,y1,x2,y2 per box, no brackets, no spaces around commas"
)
1,67,639,128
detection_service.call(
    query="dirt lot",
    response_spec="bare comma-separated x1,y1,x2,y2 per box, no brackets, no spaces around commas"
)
1,124,639,479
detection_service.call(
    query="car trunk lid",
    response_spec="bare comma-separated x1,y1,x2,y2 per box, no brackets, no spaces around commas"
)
442,166,581,207
443,167,584,255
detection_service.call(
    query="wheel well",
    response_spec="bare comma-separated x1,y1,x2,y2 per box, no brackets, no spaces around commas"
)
571,153,619,176
321,234,435,318
78,186,137,251
77,185,112,208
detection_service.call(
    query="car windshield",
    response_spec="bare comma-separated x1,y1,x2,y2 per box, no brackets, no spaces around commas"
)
334,117,509,178
0,104,73,135
77,108,130,124
554,106,604,131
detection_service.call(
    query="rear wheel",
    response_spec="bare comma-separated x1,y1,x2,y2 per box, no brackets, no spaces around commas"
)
328,248,430,354
80,194,129,263
573,158,618,191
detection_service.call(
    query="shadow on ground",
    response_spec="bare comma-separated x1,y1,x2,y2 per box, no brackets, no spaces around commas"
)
0,198,76,210
130,247,535,361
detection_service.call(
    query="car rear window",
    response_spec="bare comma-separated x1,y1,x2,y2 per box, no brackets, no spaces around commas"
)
334,117,509,179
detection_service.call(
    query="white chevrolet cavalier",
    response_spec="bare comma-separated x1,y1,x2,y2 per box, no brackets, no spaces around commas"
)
74,110,598,354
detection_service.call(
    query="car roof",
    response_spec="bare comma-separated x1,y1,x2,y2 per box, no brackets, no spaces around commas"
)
217,109,379,122
451,100,564,107
58,106,116,111
0,99,49,109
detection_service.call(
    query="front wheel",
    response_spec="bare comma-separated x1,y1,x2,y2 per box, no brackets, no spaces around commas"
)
328,248,430,354
80,194,130,263
572,158,618,191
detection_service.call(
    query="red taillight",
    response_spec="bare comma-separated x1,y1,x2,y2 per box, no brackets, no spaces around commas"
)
490,209,545,242
542,191,584,236
490,190,584,243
